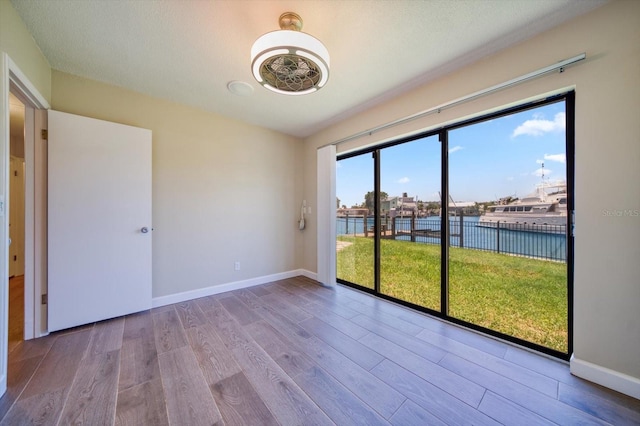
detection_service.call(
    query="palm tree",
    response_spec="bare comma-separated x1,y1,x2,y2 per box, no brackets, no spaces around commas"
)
364,191,388,214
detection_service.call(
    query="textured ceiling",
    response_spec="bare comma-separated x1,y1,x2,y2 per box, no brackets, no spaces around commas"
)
11,0,606,138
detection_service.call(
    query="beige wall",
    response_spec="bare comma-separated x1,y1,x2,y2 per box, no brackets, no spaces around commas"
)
303,0,640,385
52,71,304,298
0,0,51,103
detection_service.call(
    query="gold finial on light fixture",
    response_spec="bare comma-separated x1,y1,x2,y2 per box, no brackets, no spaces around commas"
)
278,12,303,31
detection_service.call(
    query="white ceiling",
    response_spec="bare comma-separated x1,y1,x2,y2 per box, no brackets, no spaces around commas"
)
11,0,606,138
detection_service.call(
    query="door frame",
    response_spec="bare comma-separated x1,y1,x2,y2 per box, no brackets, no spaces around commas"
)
1,52,49,396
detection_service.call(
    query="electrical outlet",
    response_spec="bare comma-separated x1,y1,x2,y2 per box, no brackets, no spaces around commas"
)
234,261,240,271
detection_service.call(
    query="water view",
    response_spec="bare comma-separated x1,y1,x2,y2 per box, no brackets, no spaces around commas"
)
337,215,567,262
335,97,571,355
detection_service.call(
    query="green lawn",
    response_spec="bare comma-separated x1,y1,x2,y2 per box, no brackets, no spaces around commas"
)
337,236,568,352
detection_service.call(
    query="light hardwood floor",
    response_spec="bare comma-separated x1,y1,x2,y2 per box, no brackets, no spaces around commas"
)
8,275,24,355
1,276,638,425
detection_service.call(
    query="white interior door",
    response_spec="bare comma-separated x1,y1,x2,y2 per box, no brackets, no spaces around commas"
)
48,110,152,332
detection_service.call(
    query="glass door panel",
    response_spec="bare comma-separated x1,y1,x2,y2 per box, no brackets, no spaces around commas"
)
336,154,375,290
379,136,441,311
448,102,569,353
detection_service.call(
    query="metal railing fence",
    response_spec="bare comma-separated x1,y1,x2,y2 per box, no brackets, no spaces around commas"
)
336,215,567,262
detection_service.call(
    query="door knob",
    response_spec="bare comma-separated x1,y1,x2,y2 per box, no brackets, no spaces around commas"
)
141,227,149,233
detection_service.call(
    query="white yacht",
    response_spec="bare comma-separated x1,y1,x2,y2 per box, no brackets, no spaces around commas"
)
478,181,568,234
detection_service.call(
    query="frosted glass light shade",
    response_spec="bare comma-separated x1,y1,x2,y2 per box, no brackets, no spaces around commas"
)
251,30,330,95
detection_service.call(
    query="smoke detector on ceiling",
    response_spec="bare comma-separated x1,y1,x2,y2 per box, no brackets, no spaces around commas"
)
227,80,254,96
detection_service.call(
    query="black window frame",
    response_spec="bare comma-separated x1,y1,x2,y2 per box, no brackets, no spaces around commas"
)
336,91,575,360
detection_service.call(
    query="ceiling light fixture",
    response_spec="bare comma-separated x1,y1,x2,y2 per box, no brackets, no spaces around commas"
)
251,12,330,95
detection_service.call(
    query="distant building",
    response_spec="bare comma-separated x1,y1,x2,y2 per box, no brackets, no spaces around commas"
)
382,193,417,217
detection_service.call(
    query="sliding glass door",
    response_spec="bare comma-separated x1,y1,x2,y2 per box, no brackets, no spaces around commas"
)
335,93,573,358
448,101,569,353
336,153,375,290
379,136,441,311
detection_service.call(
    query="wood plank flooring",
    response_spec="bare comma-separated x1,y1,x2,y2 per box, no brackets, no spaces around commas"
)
8,275,24,354
2,276,639,425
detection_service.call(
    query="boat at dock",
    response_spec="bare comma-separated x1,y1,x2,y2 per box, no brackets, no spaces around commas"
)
477,181,567,234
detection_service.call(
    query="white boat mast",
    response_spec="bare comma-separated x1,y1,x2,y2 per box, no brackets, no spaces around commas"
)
539,162,546,202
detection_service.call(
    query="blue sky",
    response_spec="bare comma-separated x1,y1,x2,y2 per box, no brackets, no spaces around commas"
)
337,101,567,208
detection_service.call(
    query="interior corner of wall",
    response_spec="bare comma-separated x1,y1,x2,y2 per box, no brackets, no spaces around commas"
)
570,354,640,400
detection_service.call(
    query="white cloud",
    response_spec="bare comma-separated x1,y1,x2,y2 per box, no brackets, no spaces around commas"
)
397,177,410,184
532,167,553,177
512,112,565,138
448,145,463,154
544,153,566,163
506,176,514,181
536,159,544,164
336,162,342,168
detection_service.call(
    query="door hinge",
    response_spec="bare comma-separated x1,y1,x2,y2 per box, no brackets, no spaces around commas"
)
41,129,48,140
41,294,48,305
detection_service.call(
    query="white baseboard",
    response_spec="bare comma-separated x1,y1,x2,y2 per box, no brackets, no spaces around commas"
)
299,268,338,287
152,269,315,308
299,269,317,281
0,374,5,397
570,355,640,399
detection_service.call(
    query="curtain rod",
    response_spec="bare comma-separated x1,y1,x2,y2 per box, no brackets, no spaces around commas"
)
322,53,586,149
